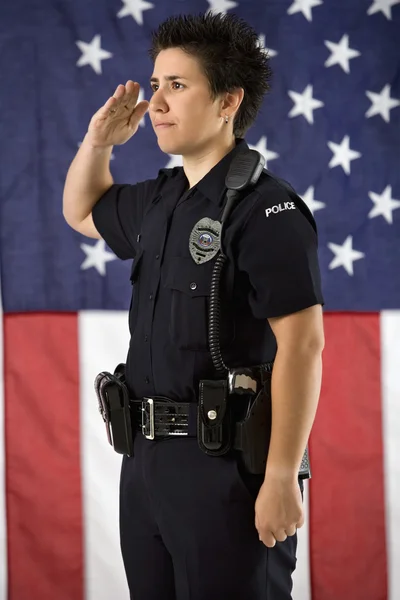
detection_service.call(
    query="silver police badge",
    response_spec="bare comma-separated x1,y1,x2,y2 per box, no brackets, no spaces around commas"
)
189,217,222,264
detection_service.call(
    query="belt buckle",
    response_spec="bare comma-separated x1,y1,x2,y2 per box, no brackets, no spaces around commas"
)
142,398,155,440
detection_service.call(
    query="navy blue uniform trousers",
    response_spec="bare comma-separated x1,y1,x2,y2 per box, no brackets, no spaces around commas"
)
120,431,303,600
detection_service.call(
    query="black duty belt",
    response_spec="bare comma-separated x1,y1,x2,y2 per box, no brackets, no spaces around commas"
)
129,396,265,462
130,397,199,439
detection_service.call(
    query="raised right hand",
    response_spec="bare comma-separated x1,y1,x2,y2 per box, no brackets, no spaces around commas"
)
86,80,150,148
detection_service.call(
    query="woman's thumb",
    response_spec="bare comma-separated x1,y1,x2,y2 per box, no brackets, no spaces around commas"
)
137,101,150,116
129,101,149,127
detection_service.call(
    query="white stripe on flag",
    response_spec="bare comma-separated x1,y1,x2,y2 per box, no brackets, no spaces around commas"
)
0,275,7,600
79,311,130,600
292,478,311,600
381,310,400,600
78,309,314,599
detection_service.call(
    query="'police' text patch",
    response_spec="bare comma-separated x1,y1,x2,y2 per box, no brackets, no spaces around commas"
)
265,202,296,218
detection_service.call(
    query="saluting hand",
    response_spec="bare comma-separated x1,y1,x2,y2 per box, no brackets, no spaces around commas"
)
86,80,150,148
254,471,304,548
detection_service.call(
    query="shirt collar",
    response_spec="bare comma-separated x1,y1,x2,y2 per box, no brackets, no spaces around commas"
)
163,137,249,205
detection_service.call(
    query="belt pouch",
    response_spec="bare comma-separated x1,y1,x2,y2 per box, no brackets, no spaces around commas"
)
197,379,232,456
103,379,135,456
235,384,272,475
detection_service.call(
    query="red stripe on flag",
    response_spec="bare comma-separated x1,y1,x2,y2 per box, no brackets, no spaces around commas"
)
4,313,83,600
309,313,387,600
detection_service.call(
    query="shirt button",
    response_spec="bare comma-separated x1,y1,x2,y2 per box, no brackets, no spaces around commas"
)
190,282,197,291
145,377,150,384
144,335,148,342
149,293,153,300
155,254,160,260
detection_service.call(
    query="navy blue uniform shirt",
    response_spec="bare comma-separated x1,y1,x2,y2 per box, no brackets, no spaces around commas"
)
92,137,325,402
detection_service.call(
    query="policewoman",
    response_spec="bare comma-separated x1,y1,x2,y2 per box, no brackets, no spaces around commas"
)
63,12,325,600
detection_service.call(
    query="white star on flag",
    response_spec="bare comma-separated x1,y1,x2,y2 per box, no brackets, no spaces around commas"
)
365,84,400,122
76,35,112,75
165,154,183,169
368,185,400,224
367,0,400,19
327,135,361,175
328,236,365,276
80,239,117,276
287,0,323,21
288,85,324,124
249,136,279,169
207,0,238,15
324,34,361,74
300,186,326,215
117,0,154,25
258,35,278,58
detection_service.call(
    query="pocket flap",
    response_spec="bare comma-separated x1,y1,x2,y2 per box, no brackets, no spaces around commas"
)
165,256,214,297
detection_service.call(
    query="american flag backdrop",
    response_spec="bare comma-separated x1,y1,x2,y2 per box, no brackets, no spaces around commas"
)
0,0,400,598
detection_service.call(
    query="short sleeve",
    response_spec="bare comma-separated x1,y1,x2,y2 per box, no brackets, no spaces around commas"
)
236,181,325,319
92,178,159,260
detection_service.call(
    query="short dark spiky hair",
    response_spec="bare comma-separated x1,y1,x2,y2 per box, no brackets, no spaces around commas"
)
148,12,272,138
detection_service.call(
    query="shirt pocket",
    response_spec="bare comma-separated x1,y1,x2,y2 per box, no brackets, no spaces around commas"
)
164,256,214,351
128,247,143,334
